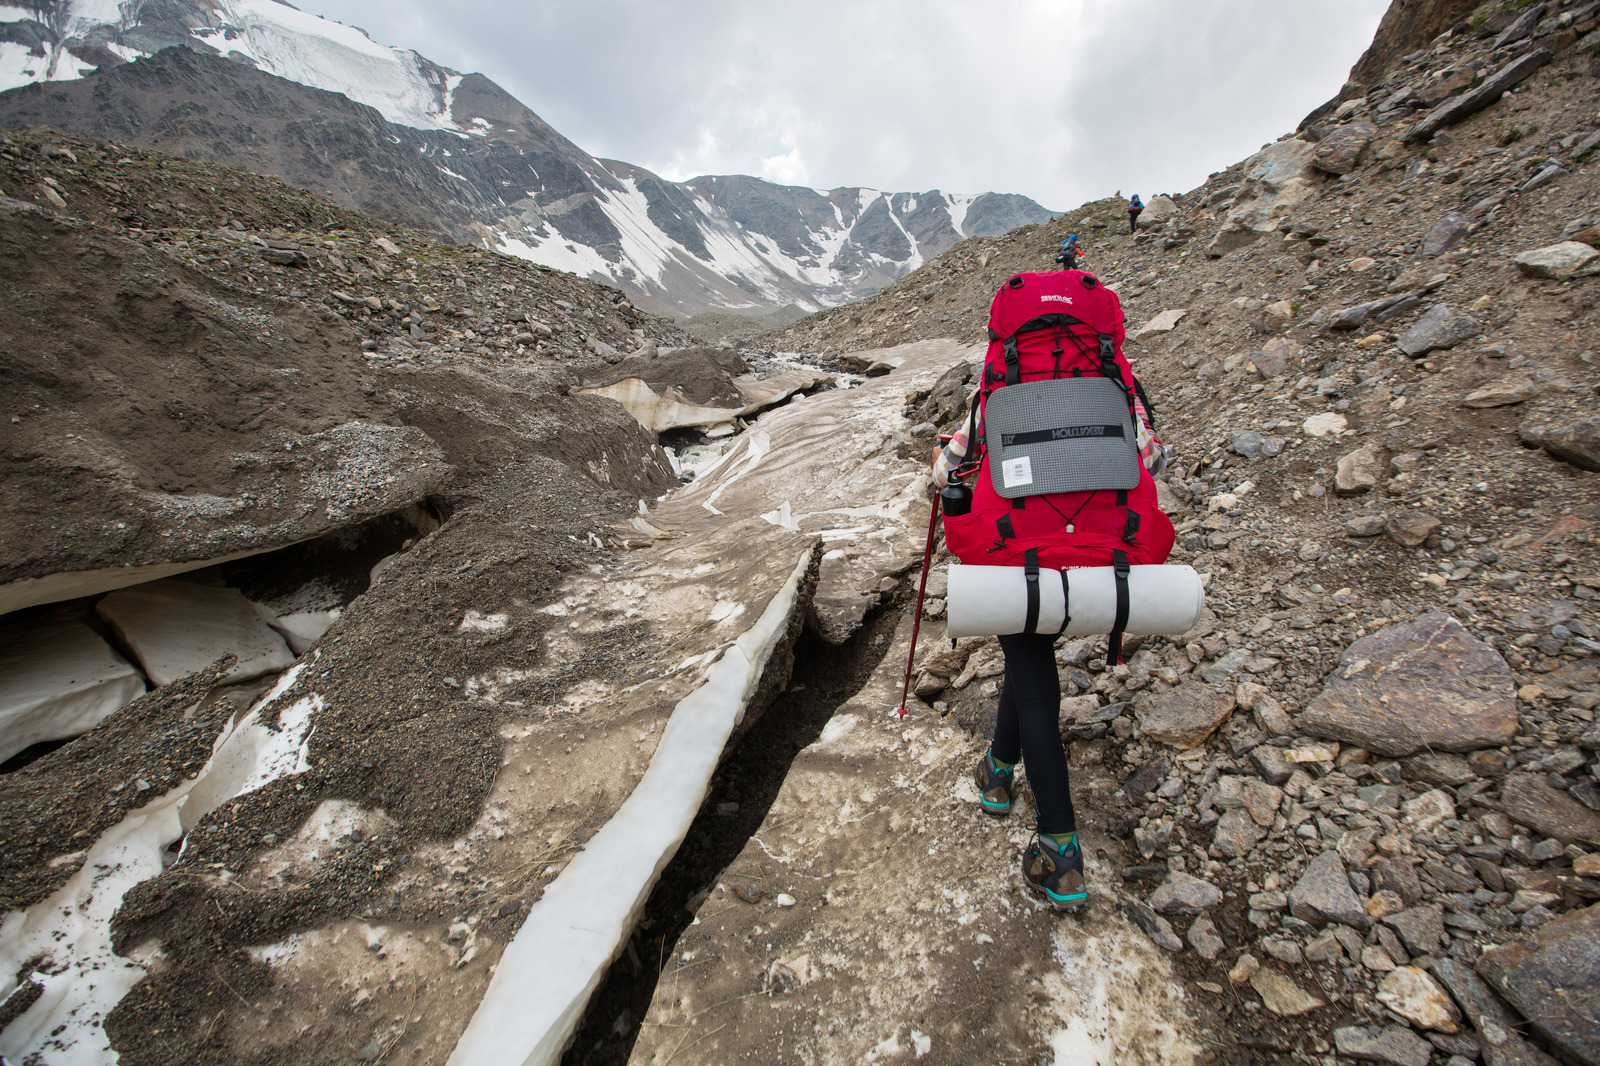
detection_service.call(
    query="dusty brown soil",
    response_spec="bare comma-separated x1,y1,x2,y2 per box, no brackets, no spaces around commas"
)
0,127,689,586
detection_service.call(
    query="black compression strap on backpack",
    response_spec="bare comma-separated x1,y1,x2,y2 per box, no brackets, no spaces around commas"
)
1108,550,1131,666
1003,336,1021,386
1098,332,1136,409
1023,549,1041,635
1056,568,1072,636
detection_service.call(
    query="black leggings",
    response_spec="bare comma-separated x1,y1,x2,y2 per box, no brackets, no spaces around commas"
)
991,632,1076,834
1129,210,1141,233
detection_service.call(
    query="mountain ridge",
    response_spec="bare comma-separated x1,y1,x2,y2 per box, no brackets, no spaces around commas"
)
0,1,1056,316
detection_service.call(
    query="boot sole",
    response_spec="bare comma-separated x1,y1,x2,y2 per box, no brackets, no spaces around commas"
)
1025,879,1088,912
980,799,1011,818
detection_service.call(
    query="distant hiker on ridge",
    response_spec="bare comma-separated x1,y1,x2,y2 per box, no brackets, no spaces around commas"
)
1127,194,1143,234
1054,234,1081,270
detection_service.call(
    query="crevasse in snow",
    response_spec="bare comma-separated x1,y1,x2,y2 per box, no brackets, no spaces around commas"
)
445,547,814,1066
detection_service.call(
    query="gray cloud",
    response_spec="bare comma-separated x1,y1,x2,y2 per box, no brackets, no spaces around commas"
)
295,0,1389,210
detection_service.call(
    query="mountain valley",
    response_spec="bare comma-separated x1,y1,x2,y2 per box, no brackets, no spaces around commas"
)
1,1,1599,1065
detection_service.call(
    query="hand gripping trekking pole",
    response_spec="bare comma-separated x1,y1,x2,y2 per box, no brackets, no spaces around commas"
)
894,490,942,719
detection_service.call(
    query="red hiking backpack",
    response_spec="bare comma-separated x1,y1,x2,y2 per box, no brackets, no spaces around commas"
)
942,270,1175,575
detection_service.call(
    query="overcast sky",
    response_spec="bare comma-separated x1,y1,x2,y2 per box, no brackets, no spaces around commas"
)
296,0,1390,212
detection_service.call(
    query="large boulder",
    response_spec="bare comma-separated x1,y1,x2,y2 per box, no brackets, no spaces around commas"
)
1519,418,1600,472
1432,957,1561,1066
1397,303,1482,356
1377,966,1462,1033
1135,194,1179,230
1407,48,1553,142
1208,139,1319,256
1289,851,1369,929
1513,241,1600,280
1300,611,1517,756
1499,773,1600,846
1135,681,1236,749
1387,510,1442,548
1421,212,1472,256
1148,870,1223,914
1336,442,1383,495
580,346,834,433
1476,904,1600,1066
1312,121,1376,175
1463,377,1534,408
1333,1026,1433,1066
1130,308,1188,342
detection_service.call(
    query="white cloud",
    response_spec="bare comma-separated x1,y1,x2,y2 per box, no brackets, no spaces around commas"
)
759,144,809,186
293,0,1389,209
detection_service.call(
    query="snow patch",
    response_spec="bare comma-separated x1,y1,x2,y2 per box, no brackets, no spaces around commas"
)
760,500,801,532
58,0,130,37
1046,921,1198,1065
945,192,978,236
0,622,146,762
190,0,464,132
0,40,94,93
446,547,814,1066
0,658,322,1066
459,610,508,633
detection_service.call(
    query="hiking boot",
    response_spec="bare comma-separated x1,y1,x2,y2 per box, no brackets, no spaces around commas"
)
1021,832,1087,911
974,753,1015,818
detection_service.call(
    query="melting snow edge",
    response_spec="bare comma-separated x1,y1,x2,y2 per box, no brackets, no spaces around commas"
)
446,545,815,1066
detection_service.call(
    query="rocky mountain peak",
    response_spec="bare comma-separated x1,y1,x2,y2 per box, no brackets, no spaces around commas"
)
0,1,1057,317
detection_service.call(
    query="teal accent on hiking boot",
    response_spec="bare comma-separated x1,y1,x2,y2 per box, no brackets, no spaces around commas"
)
974,752,1015,817
1022,831,1087,911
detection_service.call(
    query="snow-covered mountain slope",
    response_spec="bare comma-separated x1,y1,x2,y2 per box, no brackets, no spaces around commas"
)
0,1,1057,315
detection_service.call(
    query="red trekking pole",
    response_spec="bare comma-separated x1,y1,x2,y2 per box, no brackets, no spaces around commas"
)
893,489,942,719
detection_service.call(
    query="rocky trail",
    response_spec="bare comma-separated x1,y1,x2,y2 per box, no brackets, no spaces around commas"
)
3,1,1600,1064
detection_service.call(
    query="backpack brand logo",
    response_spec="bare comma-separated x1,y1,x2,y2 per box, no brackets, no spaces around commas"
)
1040,295,1074,305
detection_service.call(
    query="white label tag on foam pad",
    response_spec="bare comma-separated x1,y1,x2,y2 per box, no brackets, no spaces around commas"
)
1001,456,1033,488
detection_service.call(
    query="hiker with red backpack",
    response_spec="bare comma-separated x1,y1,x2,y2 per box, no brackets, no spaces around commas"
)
929,265,1173,911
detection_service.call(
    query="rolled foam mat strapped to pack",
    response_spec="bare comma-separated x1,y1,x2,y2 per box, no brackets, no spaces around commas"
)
945,563,1205,639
